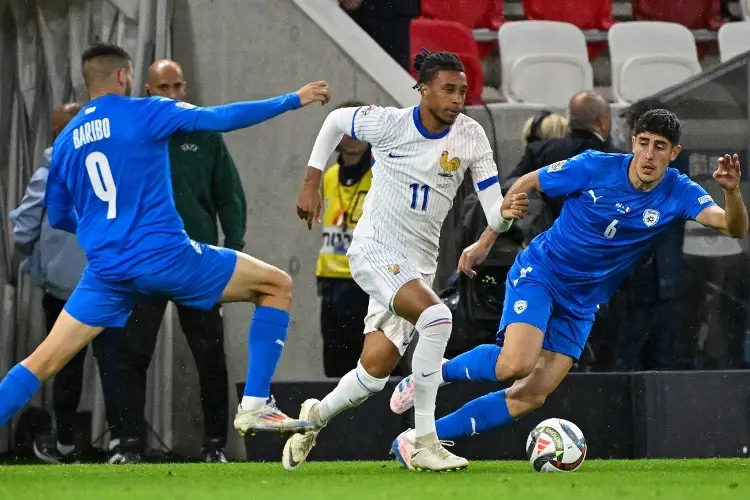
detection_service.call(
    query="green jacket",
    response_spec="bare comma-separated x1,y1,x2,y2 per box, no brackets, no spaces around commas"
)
169,131,247,250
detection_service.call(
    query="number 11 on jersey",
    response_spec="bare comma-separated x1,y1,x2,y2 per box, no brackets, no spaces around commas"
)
410,183,429,211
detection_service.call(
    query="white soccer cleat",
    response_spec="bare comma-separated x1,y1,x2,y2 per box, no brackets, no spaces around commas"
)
390,374,415,415
390,428,416,469
233,396,315,435
282,398,325,471
409,440,468,472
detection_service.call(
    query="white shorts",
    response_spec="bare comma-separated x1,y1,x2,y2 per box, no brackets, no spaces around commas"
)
347,241,435,355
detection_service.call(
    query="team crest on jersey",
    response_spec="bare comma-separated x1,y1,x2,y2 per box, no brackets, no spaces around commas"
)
387,264,401,275
547,160,565,172
513,300,527,314
439,151,460,177
642,209,660,227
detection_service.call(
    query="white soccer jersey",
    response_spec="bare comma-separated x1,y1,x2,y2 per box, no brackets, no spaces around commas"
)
347,105,500,274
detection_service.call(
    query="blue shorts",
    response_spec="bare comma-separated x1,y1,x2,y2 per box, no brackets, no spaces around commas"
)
496,262,595,360
64,241,237,327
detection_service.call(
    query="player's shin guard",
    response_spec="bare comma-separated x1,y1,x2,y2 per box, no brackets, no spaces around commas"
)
318,360,388,423
441,344,501,383
241,306,289,410
412,303,453,440
435,389,516,440
0,364,41,427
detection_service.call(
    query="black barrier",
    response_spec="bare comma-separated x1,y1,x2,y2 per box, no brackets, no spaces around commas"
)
237,370,750,461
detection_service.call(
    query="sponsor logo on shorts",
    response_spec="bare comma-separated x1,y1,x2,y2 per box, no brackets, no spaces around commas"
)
387,264,401,275
698,194,713,205
513,300,527,314
642,209,660,227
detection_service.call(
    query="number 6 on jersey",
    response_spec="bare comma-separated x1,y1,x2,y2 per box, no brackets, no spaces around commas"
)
85,151,117,219
604,219,618,238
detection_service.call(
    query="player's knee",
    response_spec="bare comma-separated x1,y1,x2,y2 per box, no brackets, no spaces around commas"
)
417,303,453,342
270,269,293,301
495,355,536,381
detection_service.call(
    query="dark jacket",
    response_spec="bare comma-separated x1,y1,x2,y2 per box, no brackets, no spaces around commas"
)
169,132,247,251
504,128,620,244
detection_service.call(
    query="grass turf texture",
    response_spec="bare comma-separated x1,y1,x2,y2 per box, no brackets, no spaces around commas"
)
0,459,747,499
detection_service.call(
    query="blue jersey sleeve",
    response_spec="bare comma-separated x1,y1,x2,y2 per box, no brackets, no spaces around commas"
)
44,147,72,211
537,151,597,198
674,174,717,220
143,94,302,141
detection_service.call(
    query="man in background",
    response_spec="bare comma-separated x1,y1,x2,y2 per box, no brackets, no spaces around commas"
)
115,59,246,464
9,102,122,464
316,100,372,377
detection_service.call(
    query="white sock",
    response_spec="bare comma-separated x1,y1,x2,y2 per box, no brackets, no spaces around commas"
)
240,396,268,411
57,442,75,455
318,360,388,423
411,304,453,440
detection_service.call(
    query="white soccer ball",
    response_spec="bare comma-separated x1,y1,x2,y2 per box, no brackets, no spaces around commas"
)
526,418,587,472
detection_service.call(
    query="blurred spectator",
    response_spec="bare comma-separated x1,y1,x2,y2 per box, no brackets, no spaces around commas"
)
9,103,122,464
340,0,420,71
520,111,568,147
614,100,685,371
115,60,245,464
505,91,618,245
316,100,373,377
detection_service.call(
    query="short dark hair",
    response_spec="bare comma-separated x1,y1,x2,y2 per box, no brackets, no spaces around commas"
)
623,98,662,131
81,42,131,65
634,109,681,145
81,42,131,87
412,49,464,89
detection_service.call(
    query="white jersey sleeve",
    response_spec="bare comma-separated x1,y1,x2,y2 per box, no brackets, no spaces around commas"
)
469,125,512,233
351,105,397,147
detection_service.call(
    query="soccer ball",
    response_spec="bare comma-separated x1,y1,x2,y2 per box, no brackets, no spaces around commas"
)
526,418,587,472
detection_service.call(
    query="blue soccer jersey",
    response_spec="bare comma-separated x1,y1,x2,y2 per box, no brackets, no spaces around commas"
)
497,150,717,359
527,150,715,309
45,93,299,281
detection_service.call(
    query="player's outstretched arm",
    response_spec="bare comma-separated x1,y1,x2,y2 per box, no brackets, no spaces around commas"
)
296,107,361,230
191,81,330,133
695,154,749,238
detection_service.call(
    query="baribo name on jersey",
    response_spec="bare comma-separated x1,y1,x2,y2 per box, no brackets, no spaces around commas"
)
73,118,112,149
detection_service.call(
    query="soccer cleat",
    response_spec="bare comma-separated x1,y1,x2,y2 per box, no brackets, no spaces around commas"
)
282,398,325,471
390,428,416,469
234,396,315,435
32,435,79,465
390,374,415,415
409,440,468,472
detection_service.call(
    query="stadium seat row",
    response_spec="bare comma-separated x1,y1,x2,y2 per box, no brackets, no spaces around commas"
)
411,19,750,106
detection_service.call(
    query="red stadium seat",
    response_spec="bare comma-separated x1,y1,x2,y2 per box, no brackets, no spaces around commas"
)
522,0,615,59
523,0,615,30
410,19,485,104
419,0,504,58
420,0,504,30
632,0,722,29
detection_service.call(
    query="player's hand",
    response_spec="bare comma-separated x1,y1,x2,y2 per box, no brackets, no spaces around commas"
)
458,239,492,278
296,81,330,107
714,154,741,192
501,193,529,220
296,181,323,230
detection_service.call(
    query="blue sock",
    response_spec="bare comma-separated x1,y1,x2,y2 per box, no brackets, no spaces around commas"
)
243,306,290,398
436,389,516,440
0,364,41,427
441,344,501,383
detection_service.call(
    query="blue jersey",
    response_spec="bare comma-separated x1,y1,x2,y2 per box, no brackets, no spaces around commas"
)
522,150,716,310
45,92,300,280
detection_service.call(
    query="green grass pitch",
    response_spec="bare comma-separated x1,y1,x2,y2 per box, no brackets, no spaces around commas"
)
0,459,747,499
